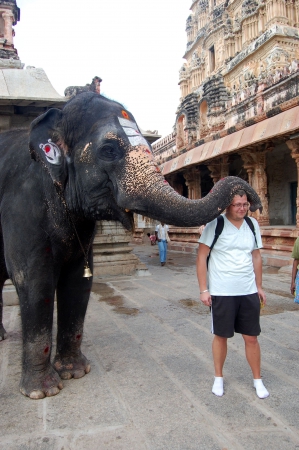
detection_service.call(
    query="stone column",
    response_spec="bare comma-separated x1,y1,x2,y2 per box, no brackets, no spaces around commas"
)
286,0,295,25
207,156,229,184
2,11,14,45
183,167,201,199
241,149,270,225
220,155,229,179
287,139,299,228
93,221,147,277
207,161,221,184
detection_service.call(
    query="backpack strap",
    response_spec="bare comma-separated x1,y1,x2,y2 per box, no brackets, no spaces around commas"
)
244,216,258,247
207,215,224,268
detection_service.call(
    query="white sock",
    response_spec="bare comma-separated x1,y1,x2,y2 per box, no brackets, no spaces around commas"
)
212,377,224,396
253,379,269,399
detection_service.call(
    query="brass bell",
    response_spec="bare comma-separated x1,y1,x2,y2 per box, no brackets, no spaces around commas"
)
83,265,93,279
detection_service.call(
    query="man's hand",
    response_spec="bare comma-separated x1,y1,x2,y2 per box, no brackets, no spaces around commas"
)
257,287,266,306
200,291,211,307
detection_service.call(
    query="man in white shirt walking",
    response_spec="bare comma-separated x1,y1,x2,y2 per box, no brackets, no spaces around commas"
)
155,222,170,266
197,189,269,399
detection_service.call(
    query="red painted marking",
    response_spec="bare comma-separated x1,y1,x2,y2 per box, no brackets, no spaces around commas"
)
45,246,51,253
44,145,51,153
163,180,169,184
44,346,49,354
45,298,50,304
121,110,129,119
76,334,82,340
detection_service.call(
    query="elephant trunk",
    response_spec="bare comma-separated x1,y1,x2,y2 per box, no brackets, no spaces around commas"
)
117,149,262,227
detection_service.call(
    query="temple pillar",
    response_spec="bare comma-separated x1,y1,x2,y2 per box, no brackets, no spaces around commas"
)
286,139,299,228
93,221,147,277
220,155,229,179
207,156,229,184
286,0,296,25
183,167,201,199
241,150,270,225
207,161,221,184
295,0,299,26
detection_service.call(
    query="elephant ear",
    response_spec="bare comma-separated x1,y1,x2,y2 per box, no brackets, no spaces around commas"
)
29,108,68,189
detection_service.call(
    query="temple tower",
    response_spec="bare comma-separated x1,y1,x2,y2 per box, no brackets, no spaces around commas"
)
0,0,22,68
0,0,65,132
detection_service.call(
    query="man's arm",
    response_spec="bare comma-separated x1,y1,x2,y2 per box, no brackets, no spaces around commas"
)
196,243,211,306
252,249,266,304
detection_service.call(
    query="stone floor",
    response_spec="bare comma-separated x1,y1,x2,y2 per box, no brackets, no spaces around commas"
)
1,244,299,450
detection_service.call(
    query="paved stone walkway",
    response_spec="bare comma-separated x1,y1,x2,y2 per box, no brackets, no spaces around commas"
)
1,244,299,449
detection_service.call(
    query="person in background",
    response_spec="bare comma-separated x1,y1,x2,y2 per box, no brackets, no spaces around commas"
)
197,189,269,399
290,236,299,303
155,222,170,266
147,232,157,245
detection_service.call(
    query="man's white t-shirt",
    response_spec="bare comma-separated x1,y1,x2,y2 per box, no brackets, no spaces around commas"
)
199,215,262,296
155,224,169,240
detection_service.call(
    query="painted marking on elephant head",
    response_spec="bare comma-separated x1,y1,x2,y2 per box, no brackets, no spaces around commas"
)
121,110,129,119
79,142,93,163
39,139,62,165
118,117,150,150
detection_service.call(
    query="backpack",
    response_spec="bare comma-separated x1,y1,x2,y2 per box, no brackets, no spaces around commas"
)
206,215,258,267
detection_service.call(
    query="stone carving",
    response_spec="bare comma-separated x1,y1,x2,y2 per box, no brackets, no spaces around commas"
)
0,57,23,68
26,67,48,82
64,76,102,98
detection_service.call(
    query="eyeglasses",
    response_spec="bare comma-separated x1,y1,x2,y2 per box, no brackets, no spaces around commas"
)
230,203,250,209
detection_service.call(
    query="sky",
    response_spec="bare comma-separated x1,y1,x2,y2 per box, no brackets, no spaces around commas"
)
14,0,191,137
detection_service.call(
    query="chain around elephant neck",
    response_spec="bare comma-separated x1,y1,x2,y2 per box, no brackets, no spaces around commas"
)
37,156,94,277
54,182,94,277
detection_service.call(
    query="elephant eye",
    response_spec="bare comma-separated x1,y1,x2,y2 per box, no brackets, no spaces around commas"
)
98,144,123,162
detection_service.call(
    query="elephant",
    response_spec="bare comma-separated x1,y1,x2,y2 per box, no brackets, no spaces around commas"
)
0,91,262,398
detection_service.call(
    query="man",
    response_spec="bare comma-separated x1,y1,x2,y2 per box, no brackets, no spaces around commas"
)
197,190,269,399
155,222,170,266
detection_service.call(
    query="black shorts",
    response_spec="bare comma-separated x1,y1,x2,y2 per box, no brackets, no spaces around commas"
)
211,293,261,338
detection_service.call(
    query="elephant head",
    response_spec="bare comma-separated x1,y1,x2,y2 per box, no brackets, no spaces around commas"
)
29,92,261,228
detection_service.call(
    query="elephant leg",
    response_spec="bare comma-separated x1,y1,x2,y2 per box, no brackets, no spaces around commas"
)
53,255,92,380
16,276,63,399
0,282,7,341
0,230,9,341
4,231,63,399
16,278,63,399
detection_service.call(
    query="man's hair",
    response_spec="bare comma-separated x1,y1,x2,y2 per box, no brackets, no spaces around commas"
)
233,189,247,197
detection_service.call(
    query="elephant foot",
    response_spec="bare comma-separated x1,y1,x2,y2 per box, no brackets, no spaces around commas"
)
53,352,91,380
20,365,63,399
0,324,7,341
